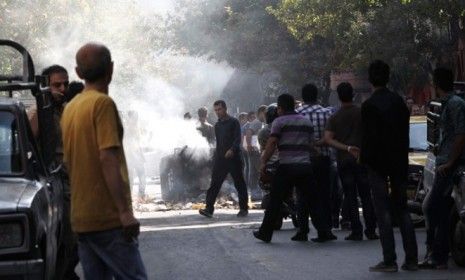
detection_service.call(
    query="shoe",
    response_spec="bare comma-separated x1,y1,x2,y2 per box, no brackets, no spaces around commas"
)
253,230,271,243
418,260,448,270
237,209,248,217
401,263,418,271
311,232,337,243
345,233,363,241
199,208,213,218
291,232,308,242
365,232,379,240
369,261,398,272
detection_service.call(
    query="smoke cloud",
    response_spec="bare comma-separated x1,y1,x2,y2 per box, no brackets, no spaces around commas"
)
1,0,235,175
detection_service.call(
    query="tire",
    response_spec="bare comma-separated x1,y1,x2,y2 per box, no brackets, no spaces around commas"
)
450,209,465,267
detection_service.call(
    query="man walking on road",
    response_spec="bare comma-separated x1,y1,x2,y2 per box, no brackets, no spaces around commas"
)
199,100,249,218
324,82,378,241
361,60,418,272
420,68,465,270
61,43,147,280
254,94,316,243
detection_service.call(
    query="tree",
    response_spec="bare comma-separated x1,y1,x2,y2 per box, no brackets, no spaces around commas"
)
269,0,465,93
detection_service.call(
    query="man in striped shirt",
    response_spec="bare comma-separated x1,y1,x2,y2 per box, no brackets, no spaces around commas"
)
296,84,336,242
254,94,316,242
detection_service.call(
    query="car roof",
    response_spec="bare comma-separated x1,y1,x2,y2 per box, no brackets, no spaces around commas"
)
410,115,427,123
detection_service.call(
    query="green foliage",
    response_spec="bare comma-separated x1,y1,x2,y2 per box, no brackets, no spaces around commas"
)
269,0,465,92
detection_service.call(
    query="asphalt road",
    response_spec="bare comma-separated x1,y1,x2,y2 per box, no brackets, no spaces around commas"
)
122,209,465,280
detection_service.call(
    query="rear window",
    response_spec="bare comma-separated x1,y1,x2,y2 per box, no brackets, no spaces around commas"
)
0,111,22,174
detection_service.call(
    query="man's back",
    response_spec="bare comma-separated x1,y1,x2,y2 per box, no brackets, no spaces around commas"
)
327,105,362,161
296,104,331,156
361,88,409,177
271,113,313,165
61,90,132,233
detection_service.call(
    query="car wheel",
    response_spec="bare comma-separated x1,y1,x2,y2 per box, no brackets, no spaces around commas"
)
451,210,465,267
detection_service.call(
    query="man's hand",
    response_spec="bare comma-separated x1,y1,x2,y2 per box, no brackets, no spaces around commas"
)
120,211,140,242
247,145,254,153
437,162,453,176
225,149,234,159
347,146,360,159
259,163,266,177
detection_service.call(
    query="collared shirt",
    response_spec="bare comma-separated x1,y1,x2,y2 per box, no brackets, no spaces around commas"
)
296,104,332,156
270,112,314,164
214,115,242,160
437,93,465,165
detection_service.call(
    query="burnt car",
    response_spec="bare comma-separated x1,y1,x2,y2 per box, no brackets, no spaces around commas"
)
159,146,213,202
0,40,65,279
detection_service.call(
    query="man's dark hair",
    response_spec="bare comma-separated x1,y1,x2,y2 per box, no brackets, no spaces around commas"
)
197,107,208,118
301,83,318,103
66,81,84,102
336,82,354,103
247,111,256,117
77,46,112,83
41,65,67,83
183,112,192,120
213,100,227,109
368,60,390,87
257,105,267,114
277,94,296,112
433,67,454,92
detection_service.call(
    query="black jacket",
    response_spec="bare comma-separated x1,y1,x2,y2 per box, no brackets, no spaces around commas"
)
360,87,410,181
214,115,242,161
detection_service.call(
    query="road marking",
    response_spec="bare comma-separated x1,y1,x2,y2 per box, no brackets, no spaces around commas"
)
141,221,262,232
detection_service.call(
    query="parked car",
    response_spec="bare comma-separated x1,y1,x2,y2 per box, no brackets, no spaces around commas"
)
0,39,65,279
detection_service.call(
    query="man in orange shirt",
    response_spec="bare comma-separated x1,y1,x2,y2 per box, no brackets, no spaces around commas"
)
61,43,147,280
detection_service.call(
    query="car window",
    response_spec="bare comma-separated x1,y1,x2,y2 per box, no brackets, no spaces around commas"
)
410,122,427,151
0,111,22,174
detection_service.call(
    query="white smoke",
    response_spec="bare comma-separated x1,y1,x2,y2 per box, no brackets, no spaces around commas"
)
1,0,235,175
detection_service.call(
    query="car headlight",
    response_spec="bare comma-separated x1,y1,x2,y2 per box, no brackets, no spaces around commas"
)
0,221,24,249
0,214,29,254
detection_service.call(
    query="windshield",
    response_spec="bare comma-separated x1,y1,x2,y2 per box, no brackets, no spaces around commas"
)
0,111,22,174
409,122,427,151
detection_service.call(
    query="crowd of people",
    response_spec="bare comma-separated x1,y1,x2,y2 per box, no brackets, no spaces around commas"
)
197,60,465,273
28,39,464,279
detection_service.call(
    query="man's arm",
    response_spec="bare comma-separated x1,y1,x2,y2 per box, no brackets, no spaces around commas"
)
261,136,278,166
99,148,134,217
27,106,39,139
226,119,242,158
324,130,359,158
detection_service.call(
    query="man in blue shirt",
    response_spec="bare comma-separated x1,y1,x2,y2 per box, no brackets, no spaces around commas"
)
420,68,465,269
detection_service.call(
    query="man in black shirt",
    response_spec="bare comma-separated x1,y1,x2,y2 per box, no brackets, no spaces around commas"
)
361,60,418,272
324,82,378,241
199,100,249,218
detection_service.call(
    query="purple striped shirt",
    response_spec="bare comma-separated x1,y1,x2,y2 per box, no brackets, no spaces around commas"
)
270,113,314,164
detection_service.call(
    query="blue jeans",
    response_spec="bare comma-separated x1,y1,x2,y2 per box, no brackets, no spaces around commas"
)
423,169,455,264
78,228,147,280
